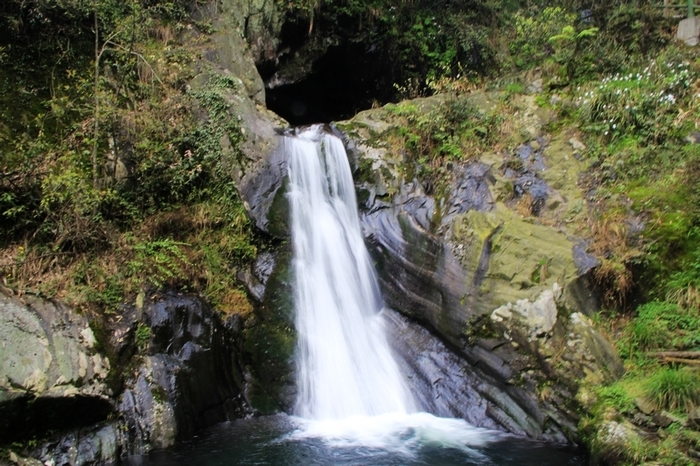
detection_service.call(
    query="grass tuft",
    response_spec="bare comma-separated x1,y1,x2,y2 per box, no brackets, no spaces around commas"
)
644,367,700,412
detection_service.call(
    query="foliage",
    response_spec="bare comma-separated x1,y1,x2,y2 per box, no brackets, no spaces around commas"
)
584,368,700,465
548,24,599,81
498,4,672,82
620,302,700,358
484,7,700,464
0,0,259,322
578,59,695,145
644,367,700,411
508,7,577,69
135,322,151,352
597,382,636,414
0,0,200,247
387,96,504,192
127,238,190,289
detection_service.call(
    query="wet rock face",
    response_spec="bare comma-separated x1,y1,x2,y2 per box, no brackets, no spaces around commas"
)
338,93,624,443
240,248,297,414
29,423,121,466
0,290,253,462
363,206,473,349
385,309,556,438
119,293,250,453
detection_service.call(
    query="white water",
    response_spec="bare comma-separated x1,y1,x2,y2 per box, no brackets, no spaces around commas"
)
286,125,498,453
287,125,415,420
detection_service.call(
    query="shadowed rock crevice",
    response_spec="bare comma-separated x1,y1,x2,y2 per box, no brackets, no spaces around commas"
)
0,393,114,443
119,292,252,454
264,40,396,125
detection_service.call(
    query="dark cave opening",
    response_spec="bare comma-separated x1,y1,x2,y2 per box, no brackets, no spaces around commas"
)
261,31,397,126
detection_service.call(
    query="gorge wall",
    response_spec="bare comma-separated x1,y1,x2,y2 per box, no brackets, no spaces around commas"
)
0,0,626,463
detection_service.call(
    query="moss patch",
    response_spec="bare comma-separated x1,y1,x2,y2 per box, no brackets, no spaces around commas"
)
452,205,578,306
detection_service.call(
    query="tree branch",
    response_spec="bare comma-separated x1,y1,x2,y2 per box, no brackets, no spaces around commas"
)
103,40,164,86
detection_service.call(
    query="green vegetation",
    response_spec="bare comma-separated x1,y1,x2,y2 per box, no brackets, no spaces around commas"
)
0,0,259,319
645,367,700,411
384,97,505,192
329,2,700,463
135,322,152,352
620,302,700,357
505,13,700,463
1,0,700,462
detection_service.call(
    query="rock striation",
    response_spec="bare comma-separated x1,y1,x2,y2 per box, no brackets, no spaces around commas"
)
0,289,253,465
334,92,622,443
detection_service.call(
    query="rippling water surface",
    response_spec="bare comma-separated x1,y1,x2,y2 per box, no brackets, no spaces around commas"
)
128,414,585,466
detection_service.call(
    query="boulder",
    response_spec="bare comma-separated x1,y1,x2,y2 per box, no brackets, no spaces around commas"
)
677,16,700,46
0,289,254,462
0,292,113,442
29,423,121,466
386,308,568,440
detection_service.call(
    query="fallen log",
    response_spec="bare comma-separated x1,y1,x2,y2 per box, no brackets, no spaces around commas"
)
656,357,700,366
650,351,700,360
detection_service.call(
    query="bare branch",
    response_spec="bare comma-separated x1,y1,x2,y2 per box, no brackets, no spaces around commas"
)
103,40,164,86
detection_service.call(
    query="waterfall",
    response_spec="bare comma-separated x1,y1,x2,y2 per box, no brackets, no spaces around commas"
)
286,125,416,420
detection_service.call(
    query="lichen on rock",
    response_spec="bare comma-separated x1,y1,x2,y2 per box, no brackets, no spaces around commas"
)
337,89,623,444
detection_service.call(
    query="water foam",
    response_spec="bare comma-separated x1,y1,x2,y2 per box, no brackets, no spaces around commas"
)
285,125,500,456
287,125,414,420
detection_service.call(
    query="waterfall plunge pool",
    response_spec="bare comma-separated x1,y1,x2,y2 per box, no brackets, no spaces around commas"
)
125,413,585,466
127,126,586,465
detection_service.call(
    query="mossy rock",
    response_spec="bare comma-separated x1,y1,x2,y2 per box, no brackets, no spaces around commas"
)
265,177,291,238
242,247,297,413
452,204,578,308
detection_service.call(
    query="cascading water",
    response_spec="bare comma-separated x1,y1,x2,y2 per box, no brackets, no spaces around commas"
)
284,125,495,455
126,125,586,465
287,125,415,420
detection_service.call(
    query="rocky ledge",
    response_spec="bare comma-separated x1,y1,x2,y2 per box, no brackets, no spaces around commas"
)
0,290,253,465
336,92,623,442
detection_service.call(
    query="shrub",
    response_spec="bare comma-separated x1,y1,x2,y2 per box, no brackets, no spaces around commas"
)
577,54,696,145
508,7,577,69
127,238,190,289
597,383,635,413
644,367,700,412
